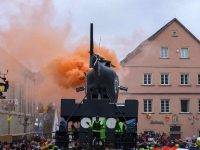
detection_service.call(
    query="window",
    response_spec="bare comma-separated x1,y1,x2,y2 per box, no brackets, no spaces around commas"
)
180,74,189,85
144,99,152,113
144,73,152,85
171,30,178,37
180,48,189,58
198,74,200,85
181,100,189,113
161,99,170,113
161,73,169,85
160,47,168,58
199,100,200,113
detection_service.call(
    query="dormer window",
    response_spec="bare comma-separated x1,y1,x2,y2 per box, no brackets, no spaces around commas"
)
160,47,168,58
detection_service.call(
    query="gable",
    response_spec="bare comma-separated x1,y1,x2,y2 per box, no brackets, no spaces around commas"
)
148,18,200,44
121,18,200,65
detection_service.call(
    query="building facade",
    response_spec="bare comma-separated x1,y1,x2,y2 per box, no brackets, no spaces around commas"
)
120,18,200,139
0,49,38,135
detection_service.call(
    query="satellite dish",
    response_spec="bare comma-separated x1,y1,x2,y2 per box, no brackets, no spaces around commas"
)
106,118,116,129
81,117,91,128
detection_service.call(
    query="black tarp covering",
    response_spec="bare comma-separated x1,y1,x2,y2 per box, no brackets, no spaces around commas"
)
61,99,138,119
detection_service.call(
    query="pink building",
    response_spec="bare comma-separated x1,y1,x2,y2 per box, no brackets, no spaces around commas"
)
120,18,200,139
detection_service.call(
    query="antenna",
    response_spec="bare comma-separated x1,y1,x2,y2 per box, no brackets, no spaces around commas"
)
90,23,94,56
98,36,101,51
89,23,94,68
89,23,96,68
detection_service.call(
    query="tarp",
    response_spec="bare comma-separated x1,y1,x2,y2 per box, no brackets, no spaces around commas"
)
126,118,136,127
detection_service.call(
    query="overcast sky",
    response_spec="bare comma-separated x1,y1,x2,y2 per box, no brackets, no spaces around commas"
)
0,0,199,61
53,0,200,60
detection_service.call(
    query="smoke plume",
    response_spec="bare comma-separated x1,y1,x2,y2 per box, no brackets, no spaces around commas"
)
0,1,119,104
45,44,119,89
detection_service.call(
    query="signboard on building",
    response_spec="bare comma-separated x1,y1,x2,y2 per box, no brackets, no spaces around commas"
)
150,120,164,125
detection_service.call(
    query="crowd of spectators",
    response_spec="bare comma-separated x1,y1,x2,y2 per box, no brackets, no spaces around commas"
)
137,131,200,150
0,136,58,150
1,132,200,149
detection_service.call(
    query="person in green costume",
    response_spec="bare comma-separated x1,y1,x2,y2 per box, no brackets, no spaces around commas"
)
89,116,102,138
115,118,126,134
88,116,106,147
99,118,106,141
115,118,126,149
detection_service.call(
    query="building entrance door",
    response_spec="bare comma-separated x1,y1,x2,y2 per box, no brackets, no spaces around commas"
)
170,125,181,139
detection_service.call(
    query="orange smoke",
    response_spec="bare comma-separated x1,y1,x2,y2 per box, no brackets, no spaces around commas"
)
0,1,119,103
0,1,70,71
46,44,119,89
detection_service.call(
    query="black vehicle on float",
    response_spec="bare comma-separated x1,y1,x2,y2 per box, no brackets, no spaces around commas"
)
55,23,138,149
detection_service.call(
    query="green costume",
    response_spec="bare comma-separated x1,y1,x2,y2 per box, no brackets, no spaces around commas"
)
114,120,126,149
196,137,200,148
89,118,106,140
99,118,106,141
115,120,125,134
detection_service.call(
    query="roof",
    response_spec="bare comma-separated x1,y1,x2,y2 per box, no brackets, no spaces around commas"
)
148,18,200,43
121,18,200,64
120,40,149,65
